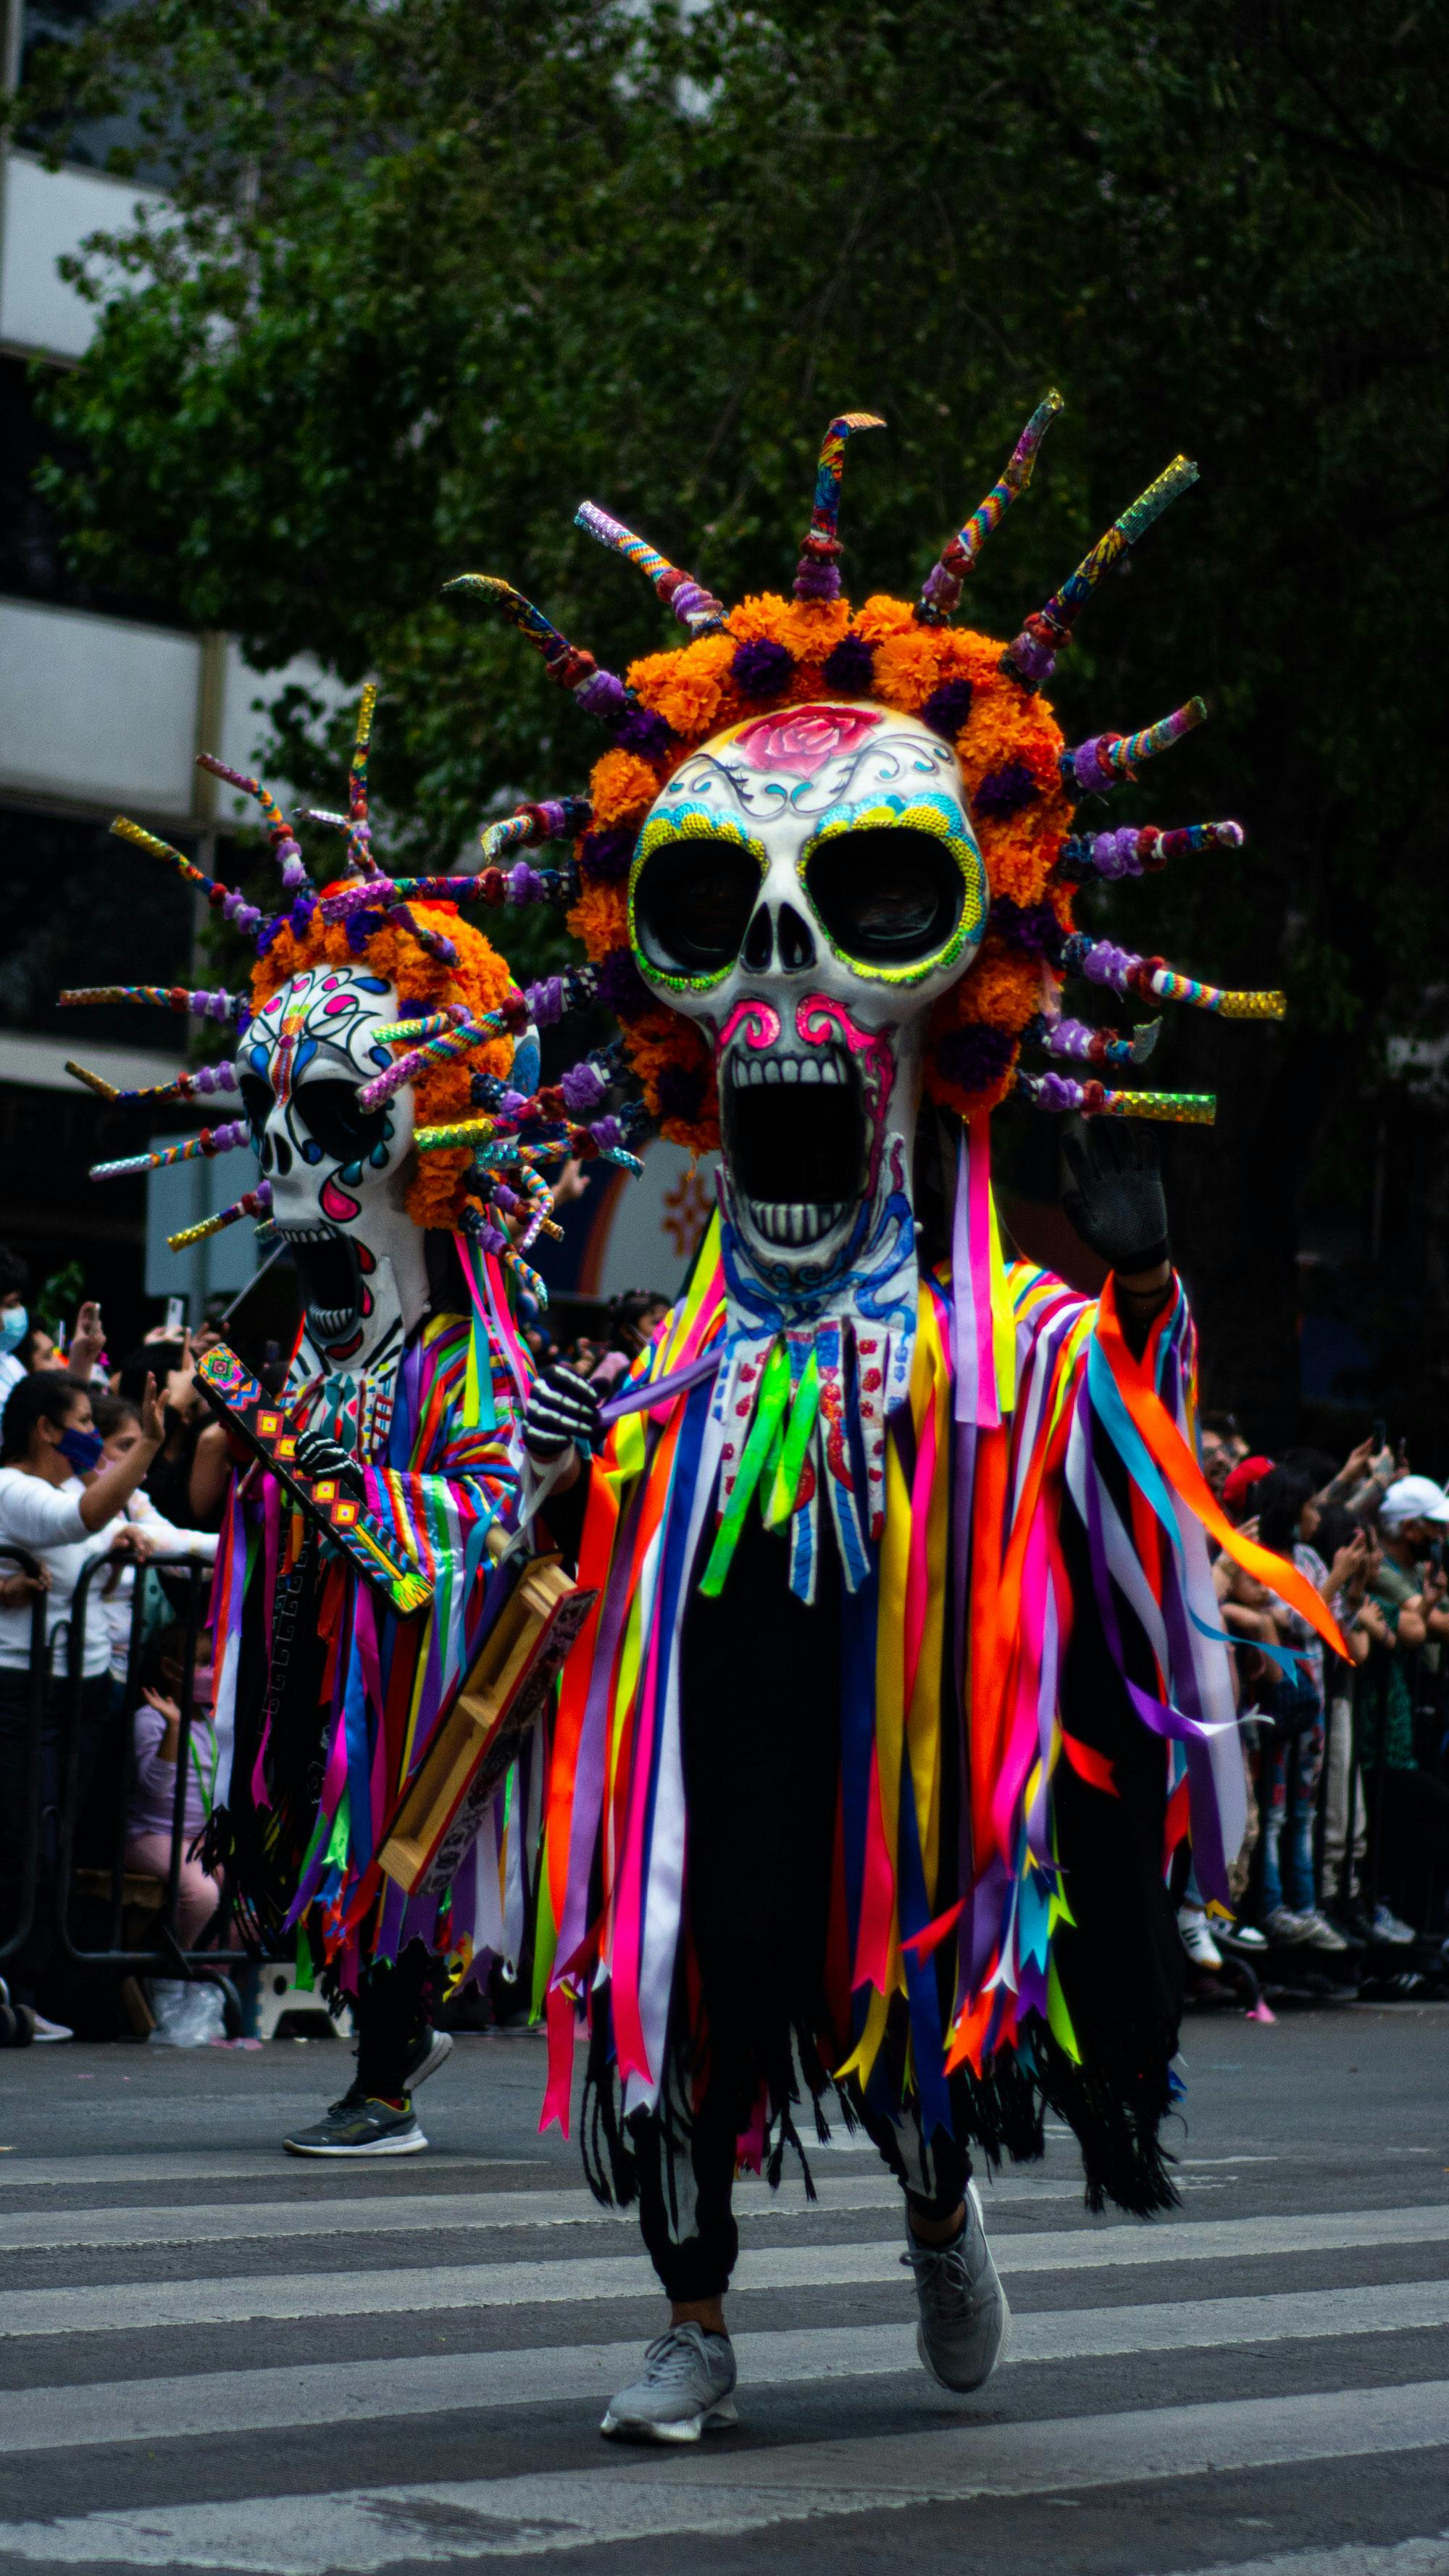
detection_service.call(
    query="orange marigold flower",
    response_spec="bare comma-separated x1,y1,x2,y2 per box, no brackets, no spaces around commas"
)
590,748,664,829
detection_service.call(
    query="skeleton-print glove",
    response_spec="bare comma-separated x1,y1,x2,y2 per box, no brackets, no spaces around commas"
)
293,1428,366,1497
1060,1116,1170,1276
522,1363,603,1464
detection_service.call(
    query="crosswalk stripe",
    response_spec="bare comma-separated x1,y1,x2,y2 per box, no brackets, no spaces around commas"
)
4,2204,1446,2341
0,2154,537,2191
0,2173,1085,2254
1,2380,1445,2567
0,2278,1444,2456
1156,2545,1449,2576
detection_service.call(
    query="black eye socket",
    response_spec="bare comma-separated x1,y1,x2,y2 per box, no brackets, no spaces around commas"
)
803,827,965,963
238,1074,274,1138
633,840,760,977
295,1077,390,1165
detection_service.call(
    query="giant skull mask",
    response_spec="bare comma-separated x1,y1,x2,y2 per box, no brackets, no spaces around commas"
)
631,701,987,1355
238,966,429,1397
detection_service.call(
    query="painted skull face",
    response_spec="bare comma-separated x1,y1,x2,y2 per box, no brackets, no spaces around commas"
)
238,968,428,1379
630,703,987,1299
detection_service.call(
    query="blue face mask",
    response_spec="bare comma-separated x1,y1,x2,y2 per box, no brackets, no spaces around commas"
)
0,1306,26,1355
58,1424,105,1473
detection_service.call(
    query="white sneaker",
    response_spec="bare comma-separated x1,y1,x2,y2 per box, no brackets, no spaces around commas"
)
1263,1907,1316,1945
601,2324,738,2443
1177,1907,1223,1971
30,2012,73,2042
1300,1910,1349,1954
1222,1921,1268,1952
1372,1903,1416,1947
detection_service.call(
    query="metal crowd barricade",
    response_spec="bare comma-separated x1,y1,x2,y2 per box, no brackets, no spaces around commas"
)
0,1543,49,1980
51,1547,243,2029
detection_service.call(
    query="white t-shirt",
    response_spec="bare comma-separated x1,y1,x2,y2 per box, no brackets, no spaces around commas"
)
0,1468,124,1678
100,1493,218,1680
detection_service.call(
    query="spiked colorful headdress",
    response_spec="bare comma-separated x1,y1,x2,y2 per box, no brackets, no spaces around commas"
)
62,693,642,1292
458,401,1281,1148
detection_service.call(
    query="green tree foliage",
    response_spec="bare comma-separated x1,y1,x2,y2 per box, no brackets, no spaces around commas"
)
15,0,1449,1426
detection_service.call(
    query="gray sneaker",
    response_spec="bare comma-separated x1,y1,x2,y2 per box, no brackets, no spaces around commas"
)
283,2096,427,2157
903,2180,1011,2393
600,2325,738,2443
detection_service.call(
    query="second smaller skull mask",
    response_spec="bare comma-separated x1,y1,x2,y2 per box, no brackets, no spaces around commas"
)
630,701,988,1319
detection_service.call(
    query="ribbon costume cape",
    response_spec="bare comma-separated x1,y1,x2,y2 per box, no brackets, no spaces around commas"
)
209,1271,534,1997
537,1168,1341,2213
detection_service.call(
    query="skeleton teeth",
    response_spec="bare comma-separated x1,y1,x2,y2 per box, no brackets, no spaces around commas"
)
763,1059,781,1085
780,1058,799,1084
819,1058,843,1087
745,1199,848,1247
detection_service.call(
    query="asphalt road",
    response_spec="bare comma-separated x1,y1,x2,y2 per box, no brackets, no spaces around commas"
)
0,2003,1446,2575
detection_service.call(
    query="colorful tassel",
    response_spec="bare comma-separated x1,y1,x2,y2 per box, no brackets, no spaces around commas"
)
65,1057,238,1107
1057,820,1245,882
1016,1072,1216,1123
1062,697,1208,795
91,1118,251,1182
918,391,1063,623
793,412,885,601
575,503,726,637
443,576,635,729
60,984,241,1022
1058,931,1286,1020
167,1181,272,1252
1005,454,1199,688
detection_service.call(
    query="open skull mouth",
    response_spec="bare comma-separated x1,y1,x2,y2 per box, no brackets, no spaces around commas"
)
275,1222,364,1346
720,1037,874,1260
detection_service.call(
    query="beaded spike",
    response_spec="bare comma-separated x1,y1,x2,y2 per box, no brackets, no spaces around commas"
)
1057,820,1245,882
1062,697,1208,795
66,1057,239,1107
793,412,886,601
110,818,264,936
1017,1072,1216,1124
1005,454,1199,689
444,576,635,730
918,391,1063,624
575,503,726,637
196,753,313,895
167,1182,272,1253
1059,932,1285,1020
60,984,241,1021
346,681,383,878
91,1120,251,1182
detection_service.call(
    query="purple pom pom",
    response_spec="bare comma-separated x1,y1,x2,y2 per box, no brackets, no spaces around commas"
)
732,638,793,698
595,946,653,1019
922,677,974,743
560,1059,608,1115
656,1061,707,1122
580,825,637,884
992,896,1061,958
933,1024,1016,1094
822,632,877,695
615,706,673,758
973,760,1040,820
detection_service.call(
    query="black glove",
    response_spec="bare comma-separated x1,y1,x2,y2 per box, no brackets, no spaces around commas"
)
522,1363,604,1464
1060,1116,1170,1276
293,1428,365,1496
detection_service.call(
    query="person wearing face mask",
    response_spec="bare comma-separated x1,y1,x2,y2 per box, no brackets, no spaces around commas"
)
86,1392,219,1688
0,1369,164,2037
0,1249,30,1413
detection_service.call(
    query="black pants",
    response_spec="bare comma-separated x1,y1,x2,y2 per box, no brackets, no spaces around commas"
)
632,2080,974,2304
0,1669,114,2009
353,1940,435,2099
1371,1765,1449,1925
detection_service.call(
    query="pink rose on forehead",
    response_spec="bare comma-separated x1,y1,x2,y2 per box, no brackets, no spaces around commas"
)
734,703,882,779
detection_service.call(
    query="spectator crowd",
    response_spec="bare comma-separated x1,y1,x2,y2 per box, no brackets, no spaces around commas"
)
2,1225,1447,2044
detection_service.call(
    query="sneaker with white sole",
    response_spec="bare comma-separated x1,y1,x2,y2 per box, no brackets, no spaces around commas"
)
601,2325,738,2443
283,2096,426,2157
1371,1903,1416,1947
1221,1922,1268,1952
1300,1909,1349,1954
1263,1906,1316,1945
29,2012,73,2042
1177,1906,1224,1971
404,2025,453,2092
902,2180,1010,2393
